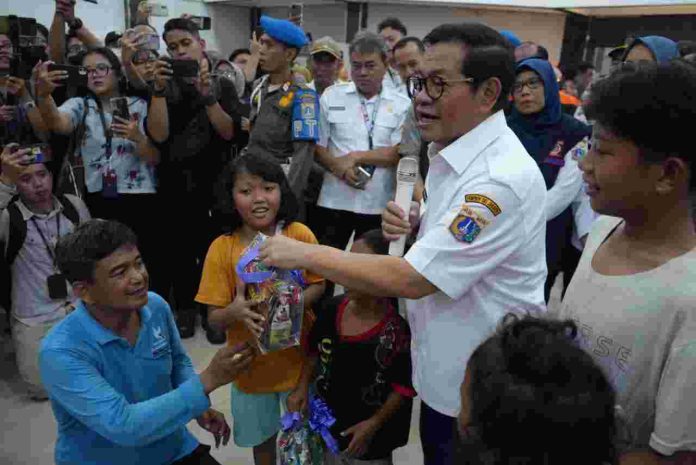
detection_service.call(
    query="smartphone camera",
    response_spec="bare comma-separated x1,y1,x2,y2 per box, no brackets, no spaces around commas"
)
22,144,52,165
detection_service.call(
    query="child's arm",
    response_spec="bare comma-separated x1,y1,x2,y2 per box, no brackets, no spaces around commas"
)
287,355,317,414
342,391,406,458
303,282,326,309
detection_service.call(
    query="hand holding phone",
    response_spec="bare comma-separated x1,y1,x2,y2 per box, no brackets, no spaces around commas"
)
47,63,87,87
169,59,199,78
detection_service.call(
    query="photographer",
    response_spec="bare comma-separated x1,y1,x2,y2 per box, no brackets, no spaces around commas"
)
33,46,169,299
0,29,49,147
0,143,91,401
148,17,242,339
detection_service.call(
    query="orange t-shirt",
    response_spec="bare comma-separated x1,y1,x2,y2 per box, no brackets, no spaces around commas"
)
195,222,324,394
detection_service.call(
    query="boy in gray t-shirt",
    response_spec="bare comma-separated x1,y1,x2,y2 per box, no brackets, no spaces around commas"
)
553,61,696,464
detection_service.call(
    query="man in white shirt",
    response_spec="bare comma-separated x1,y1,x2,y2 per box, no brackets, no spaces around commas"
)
378,17,408,96
260,22,547,465
313,31,411,256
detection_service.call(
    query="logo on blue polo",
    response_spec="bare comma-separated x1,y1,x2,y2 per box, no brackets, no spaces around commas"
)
152,326,169,358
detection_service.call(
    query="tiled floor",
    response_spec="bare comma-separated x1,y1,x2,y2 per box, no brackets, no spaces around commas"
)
0,280,562,465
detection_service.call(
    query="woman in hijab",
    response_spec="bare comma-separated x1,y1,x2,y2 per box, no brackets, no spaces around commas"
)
508,58,592,302
624,35,679,64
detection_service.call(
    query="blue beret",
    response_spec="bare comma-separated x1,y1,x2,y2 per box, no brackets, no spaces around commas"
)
260,16,308,49
500,30,522,48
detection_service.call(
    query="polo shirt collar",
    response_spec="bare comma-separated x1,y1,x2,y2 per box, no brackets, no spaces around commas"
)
434,110,506,175
75,300,153,346
15,196,63,221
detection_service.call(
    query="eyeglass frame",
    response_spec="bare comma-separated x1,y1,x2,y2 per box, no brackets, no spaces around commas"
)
407,75,475,101
512,77,543,94
85,63,113,78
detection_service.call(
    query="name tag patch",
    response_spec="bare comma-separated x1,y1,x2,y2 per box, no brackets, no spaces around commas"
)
449,205,489,243
329,106,345,111
464,194,501,216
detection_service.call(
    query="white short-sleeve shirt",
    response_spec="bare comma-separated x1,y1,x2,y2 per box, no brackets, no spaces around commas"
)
404,111,548,417
317,82,411,215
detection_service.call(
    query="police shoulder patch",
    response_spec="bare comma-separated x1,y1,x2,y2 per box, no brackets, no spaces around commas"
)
449,205,490,243
464,194,501,216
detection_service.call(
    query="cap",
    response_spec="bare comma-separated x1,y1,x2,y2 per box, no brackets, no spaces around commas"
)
608,45,627,60
310,36,342,60
260,15,309,49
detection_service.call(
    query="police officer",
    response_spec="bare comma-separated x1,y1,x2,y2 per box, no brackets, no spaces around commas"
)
258,23,547,465
246,16,319,204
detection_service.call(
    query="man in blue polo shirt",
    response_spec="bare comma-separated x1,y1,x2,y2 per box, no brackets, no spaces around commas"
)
39,219,255,465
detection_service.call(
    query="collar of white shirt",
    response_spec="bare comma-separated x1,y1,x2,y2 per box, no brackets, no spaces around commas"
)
429,110,507,175
15,196,64,221
344,81,397,102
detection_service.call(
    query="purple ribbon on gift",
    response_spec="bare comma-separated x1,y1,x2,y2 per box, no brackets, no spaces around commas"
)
308,396,340,454
281,411,302,431
236,236,307,288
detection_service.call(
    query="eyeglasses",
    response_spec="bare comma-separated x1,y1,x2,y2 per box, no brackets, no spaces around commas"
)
512,77,543,94
85,63,112,77
407,75,474,101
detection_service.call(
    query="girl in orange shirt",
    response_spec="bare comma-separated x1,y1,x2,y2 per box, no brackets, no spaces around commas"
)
196,153,325,465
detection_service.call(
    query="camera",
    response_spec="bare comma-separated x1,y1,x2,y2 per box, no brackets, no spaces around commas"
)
0,15,47,80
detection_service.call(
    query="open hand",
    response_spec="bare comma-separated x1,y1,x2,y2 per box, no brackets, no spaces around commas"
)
341,418,379,458
196,409,231,449
228,279,265,338
250,31,261,56
200,343,255,394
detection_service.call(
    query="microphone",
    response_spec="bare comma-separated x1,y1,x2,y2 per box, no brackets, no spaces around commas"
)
389,157,419,257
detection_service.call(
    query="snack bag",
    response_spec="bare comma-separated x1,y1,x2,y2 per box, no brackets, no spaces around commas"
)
236,233,306,353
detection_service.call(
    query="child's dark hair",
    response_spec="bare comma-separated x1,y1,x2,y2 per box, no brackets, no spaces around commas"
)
215,152,299,234
584,60,696,191
462,313,616,465
56,220,138,284
355,229,389,255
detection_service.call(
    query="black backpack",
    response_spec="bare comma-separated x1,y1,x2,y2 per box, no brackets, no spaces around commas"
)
0,194,81,313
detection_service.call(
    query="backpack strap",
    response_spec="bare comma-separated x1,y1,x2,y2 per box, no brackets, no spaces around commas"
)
57,194,81,226
5,199,27,266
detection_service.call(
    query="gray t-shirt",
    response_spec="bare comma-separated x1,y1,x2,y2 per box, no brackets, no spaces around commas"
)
553,216,696,455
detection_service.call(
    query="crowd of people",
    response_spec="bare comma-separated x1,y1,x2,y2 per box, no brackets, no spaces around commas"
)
1,1,696,465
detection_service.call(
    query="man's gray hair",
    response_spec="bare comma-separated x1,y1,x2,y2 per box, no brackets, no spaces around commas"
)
349,31,388,62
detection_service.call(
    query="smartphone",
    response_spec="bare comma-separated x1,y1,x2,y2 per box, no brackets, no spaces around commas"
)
190,16,211,31
47,63,88,87
142,33,159,51
290,4,303,26
111,97,130,121
170,59,199,78
19,144,52,164
146,2,169,17
354,165,376,188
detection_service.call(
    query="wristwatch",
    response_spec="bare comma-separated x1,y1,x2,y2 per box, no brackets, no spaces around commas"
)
150,85,167,98
68,17,83,32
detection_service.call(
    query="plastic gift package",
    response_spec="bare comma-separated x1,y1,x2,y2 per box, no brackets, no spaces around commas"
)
236,233,306,353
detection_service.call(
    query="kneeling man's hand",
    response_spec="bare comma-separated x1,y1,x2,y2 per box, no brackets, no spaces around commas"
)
196,408,231,448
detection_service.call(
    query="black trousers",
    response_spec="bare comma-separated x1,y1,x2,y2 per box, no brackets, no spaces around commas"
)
172,445,221,465
420,402,458,465
312,207,382,301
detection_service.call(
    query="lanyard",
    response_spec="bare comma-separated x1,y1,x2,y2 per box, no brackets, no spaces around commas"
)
30,213,60,266
94,99,113,163
359,94,381,150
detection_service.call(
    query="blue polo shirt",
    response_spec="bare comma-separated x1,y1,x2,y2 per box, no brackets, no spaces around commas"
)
39,292,210,465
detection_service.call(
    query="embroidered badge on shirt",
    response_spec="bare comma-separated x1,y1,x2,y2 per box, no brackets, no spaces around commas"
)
464,194,501,216
151,326,169,358
449,205,489,243
279,91,295,108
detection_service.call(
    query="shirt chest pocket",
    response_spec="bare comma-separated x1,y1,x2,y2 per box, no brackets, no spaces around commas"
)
328,109,360,146
372,112,401,147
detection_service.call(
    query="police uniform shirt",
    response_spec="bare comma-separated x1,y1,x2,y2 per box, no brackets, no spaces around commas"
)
317,82,411,215
247,77,319,198
404,110,548,417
